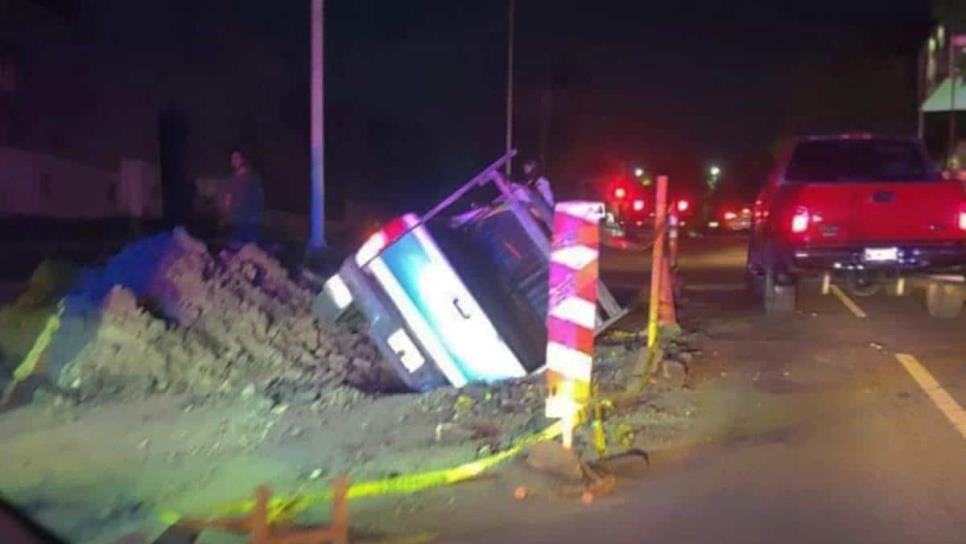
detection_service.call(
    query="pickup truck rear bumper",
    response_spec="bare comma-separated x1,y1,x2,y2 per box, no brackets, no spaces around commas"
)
788,242,966,273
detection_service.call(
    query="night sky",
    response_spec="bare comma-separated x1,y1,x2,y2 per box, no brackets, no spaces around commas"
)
2,0,935,215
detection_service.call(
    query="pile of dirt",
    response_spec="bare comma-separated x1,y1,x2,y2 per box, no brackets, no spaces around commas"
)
42,228,386,402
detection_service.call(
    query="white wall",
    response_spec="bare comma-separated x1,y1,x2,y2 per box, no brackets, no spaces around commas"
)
0,147,161,219
118,158,162,218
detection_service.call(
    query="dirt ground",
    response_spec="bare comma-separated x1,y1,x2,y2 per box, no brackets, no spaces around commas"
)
0,340,700,544
0,232,704,544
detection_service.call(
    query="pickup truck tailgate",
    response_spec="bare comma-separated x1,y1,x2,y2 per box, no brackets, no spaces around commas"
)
784,181,965,244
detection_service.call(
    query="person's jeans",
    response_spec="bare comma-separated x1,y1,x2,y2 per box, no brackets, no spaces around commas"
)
231,222,261,245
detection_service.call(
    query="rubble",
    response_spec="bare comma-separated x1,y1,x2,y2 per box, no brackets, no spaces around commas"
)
525,441,583,482
35,228,386,402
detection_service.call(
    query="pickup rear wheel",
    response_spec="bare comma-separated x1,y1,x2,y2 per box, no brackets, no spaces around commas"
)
746,267,764,299
926,282,966,319
745,254,764,299
846,272,881,297
745,236,765,298
759,242,796,314
764,265,797,314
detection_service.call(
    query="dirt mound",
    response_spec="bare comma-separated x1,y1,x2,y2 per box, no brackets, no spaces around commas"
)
0,260,77,387
48,229,386,402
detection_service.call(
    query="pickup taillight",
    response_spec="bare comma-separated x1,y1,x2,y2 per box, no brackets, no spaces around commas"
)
355,214,419,266
791,206,810,234
959,207,966,232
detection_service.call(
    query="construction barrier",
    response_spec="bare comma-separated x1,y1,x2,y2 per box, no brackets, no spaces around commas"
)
544,201,605,449
159,421,564,527
174,479,349,544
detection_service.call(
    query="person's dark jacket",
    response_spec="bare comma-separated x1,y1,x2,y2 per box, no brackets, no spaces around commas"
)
224,170,265,226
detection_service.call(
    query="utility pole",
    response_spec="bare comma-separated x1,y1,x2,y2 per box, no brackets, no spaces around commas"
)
310,0,326,249
505,0,515,177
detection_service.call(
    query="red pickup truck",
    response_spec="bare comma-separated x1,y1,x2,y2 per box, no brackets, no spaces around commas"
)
748,134,966,314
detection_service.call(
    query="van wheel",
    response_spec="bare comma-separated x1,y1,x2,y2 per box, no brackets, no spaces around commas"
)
926,282,966,319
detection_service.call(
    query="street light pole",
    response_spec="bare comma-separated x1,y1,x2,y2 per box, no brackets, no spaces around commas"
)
310,0,326,249
505,0,515,177
948,36,958,166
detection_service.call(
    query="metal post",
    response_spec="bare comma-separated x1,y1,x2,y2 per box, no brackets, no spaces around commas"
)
659,254,677,327
822,272,831,295
504,0,515,177
309,0,326,249
949,36,958,166
668,212,679,269
539,89,552,169
916,45,929,141
647,176,668,349
897,276,906,297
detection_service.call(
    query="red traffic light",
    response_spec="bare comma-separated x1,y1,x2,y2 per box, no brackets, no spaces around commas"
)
676,199,690,213
613,186,627,200
632,199,645,211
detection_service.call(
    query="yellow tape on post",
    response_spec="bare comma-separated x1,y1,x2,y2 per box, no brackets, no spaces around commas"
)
11,300,64,383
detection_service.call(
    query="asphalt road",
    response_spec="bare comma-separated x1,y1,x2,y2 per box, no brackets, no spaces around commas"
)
462,234,966,543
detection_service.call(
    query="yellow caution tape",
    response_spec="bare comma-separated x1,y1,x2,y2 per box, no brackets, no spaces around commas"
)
11,300,64,383
592,418,607,456
159,421,563,526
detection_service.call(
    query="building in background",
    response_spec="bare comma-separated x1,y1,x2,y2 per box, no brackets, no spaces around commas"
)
0,147,162,219
919,24,966,166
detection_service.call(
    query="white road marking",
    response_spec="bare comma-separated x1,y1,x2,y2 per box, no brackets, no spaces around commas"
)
824,283,966,441
895,353,966,441
830,285,868,318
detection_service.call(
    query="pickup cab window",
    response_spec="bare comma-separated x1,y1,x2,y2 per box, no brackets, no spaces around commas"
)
785,139,934,183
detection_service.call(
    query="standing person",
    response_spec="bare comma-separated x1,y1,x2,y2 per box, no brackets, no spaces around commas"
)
521,158,554,208
945,141,966,183
508,158,554,230
223,148,265,245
